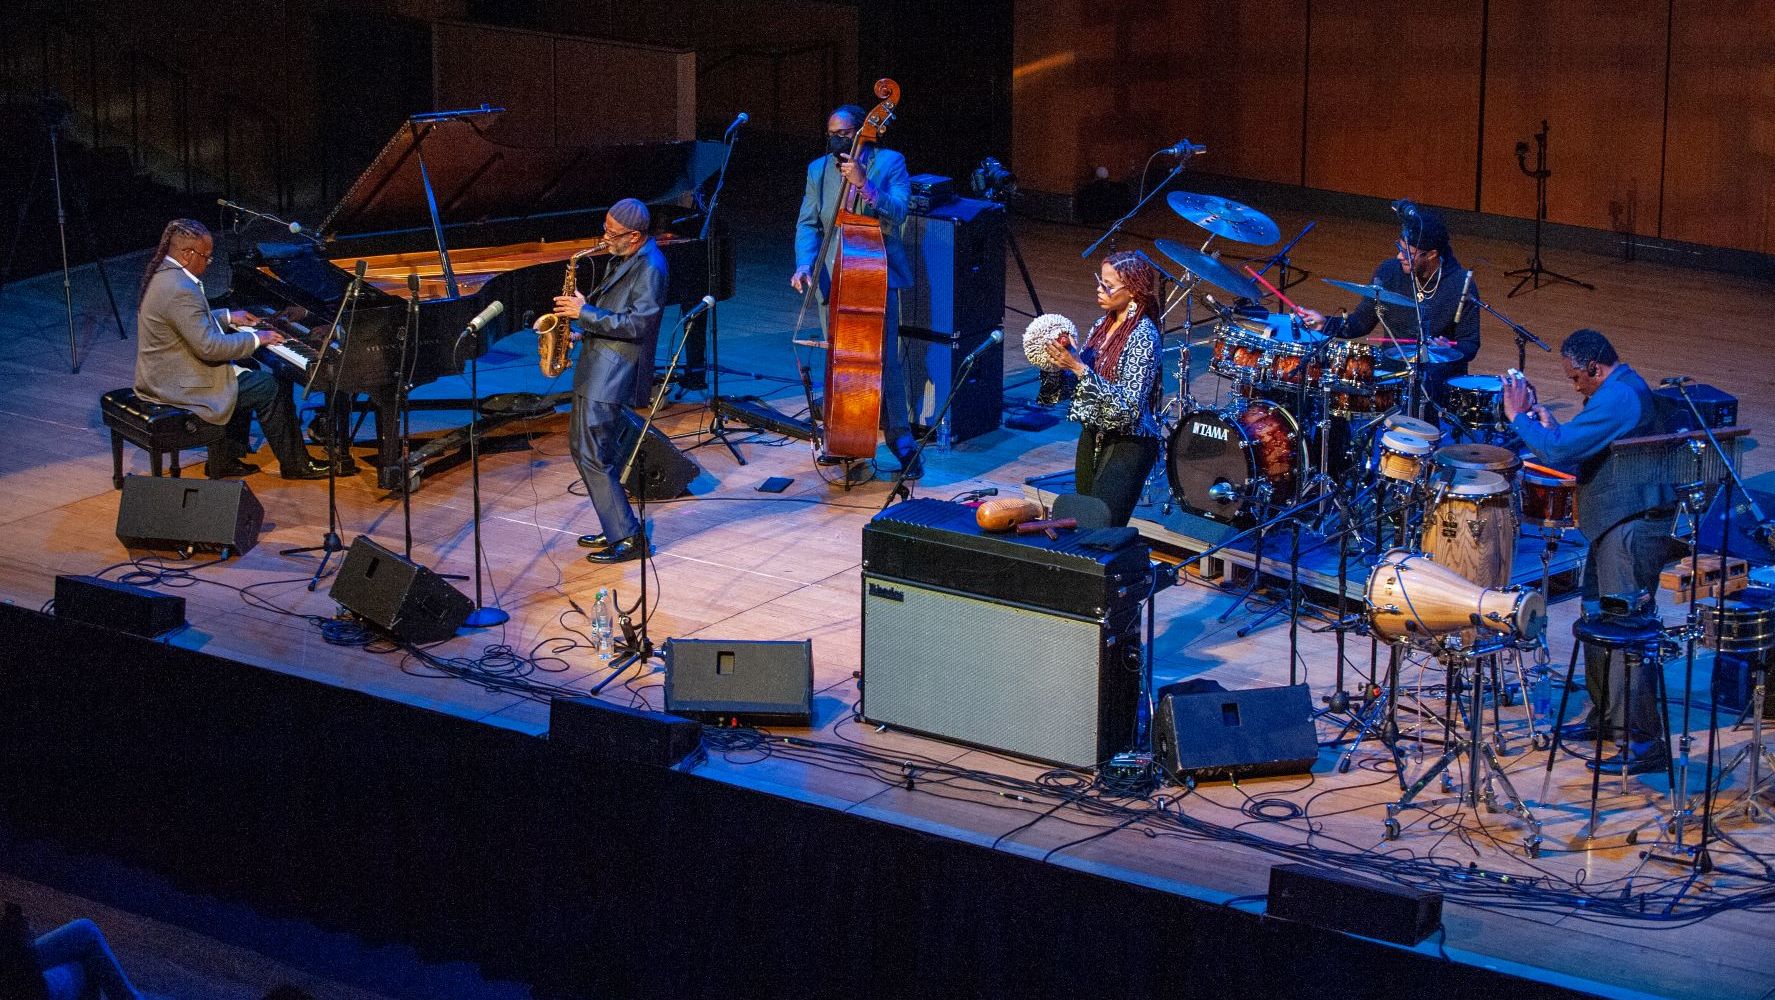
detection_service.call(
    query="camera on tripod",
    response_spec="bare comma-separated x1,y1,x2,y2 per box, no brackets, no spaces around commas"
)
970,157,1016,204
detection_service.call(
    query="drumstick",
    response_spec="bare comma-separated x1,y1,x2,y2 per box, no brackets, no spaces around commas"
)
1243,266,1304,316
1522,460,1575,482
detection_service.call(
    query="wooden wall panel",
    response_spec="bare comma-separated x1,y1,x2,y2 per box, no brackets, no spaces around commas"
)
1662,0,1775,253
433,23,695,146
1480,0,1666,236
1013,0,1306,199
1303,1,1485,210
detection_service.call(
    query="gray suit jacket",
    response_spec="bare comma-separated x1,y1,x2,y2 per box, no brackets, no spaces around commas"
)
795,147,912,291
574,239,668,406
134,261,260,424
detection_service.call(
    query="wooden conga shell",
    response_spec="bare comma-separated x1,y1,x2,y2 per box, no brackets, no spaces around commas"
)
1420,469,1518,589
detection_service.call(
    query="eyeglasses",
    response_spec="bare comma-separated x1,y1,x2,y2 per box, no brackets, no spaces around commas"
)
180,246,214,262
826,128,857,139
602,226,639,241
1093,275,1127,295
1396,241,1434,260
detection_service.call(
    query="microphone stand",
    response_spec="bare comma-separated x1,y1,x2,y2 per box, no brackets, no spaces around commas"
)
598,310,701,687
1079,150,1198,260
1461,290,1550,371
701,117,747,464
460,311,508,628
281,266,363,589
398,273,419,556
878,338,995,510
1247,221,1316,293
1505,120,1593,297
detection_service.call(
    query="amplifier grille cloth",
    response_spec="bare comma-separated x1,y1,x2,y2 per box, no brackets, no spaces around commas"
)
863,574,1109,768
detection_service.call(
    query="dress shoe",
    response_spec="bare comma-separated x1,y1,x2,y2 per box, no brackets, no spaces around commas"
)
205,459,259,478
889,435,924,480
585,533,648,564
1558,719,1608,744
280,460,331,481
1587,742,1671,776
577,533,613,551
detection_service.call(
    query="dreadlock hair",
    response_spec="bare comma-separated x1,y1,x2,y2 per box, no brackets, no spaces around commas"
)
1085,250,1161,378
140,218,210,305
1561,328,1618,368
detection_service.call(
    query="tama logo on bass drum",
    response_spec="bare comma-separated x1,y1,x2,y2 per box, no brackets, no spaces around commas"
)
1190,421,1230,442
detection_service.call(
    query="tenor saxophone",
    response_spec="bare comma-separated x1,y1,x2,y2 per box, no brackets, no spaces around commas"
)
534,244,603,378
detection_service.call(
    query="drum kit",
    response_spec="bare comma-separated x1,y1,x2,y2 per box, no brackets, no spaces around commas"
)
1137,191,1575,850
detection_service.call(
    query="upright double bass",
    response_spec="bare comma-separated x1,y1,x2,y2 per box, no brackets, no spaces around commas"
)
815,79,901,461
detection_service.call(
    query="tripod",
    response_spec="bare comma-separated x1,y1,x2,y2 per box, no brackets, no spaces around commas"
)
0,96,128,373
698,115,747,463
594,309,701,688
1386,630,1544,856
1505,121,1593,298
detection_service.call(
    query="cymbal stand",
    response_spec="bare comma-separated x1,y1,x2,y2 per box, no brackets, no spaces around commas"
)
1506,120,1594,298
1647,467,1721,869
1385,627,1544,856
699,117,747,464
1246,221,1316,293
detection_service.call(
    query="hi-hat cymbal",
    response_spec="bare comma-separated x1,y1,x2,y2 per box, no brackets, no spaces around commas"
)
1323,277,1415,310
1152,239,1263,302
1166,191,1281,246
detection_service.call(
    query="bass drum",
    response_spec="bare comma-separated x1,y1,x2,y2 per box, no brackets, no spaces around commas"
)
1168,401,1303,524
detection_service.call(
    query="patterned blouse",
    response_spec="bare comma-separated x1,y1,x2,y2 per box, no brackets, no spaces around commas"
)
1068,315,1162,438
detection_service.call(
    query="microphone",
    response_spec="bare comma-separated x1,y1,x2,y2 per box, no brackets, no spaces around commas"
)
960,329,1004,369
1161,139,1207,157
218,197,304,234
1453,269,1473,324
1660,375,1694,388
1201,293,1236,321
406,271,421,299
683,295,716,321
461,300,505,339
725,111,749,137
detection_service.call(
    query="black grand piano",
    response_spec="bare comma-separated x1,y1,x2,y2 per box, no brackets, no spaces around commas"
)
231,114,733,490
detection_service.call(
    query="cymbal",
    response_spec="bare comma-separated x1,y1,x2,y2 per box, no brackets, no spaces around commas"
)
1153,239,1263,302
1166,191,1281,246
1379,343,1461,365
1322,277,1415,310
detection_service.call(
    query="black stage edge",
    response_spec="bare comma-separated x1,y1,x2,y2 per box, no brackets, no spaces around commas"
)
0,604,1596,999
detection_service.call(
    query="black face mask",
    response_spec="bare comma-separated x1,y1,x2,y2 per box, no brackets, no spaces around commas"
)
827,133,853,157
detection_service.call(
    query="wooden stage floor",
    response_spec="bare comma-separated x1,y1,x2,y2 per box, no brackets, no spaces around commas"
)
3,195,1774,999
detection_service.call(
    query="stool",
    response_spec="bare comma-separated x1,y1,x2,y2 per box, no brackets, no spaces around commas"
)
100,388,226,489
1540,613,1674,833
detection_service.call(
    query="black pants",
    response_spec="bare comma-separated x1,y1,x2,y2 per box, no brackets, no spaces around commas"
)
207,369,309,474
1075,427,1159,528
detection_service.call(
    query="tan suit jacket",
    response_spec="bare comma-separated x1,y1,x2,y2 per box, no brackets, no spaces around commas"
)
134,261,260,424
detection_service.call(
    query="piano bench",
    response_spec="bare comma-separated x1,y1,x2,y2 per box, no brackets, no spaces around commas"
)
100,388,226,489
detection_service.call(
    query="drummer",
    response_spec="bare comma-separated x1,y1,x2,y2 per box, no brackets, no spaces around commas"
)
1503,329,1677,775
1297,202,1480,409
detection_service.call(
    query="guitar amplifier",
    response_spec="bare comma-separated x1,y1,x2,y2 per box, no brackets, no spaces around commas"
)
861,499,1150,768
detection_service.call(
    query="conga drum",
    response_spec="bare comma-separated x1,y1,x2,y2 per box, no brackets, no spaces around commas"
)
1421,469,1519,589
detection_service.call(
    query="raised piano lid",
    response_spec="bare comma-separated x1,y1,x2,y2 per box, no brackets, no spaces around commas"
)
320,116,727,246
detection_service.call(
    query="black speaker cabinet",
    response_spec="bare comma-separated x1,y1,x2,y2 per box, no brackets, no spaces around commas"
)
54,574,186,638
549,697,703,767
328,535,472,644
664,638,814,726
115,475,263,556
903,325,1003,446
617,407,700,500
903,197,1006,336
1268,863,1442,946
1154,683,1319,780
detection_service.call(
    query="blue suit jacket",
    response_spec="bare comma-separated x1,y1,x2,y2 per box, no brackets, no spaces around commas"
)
795,147,912,291
574,239,668,406
1511,363,1670,541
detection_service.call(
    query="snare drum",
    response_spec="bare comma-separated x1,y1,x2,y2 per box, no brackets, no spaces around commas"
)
1521,471,1577,528
1377,429,1436,483
1421,468,1519,589
1446,375,1505,430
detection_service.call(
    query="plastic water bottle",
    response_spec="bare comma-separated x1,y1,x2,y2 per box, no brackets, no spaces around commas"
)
1530,662,1554,731
592,588,613,660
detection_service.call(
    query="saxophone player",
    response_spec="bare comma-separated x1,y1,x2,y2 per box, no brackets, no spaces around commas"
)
550,198,668,565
